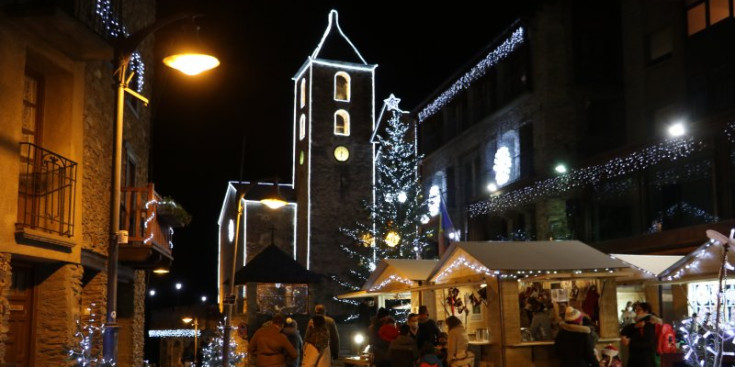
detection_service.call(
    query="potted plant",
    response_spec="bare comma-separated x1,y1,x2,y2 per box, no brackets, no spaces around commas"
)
156,196,192,228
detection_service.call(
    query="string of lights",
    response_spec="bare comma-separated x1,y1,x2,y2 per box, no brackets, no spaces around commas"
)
418,27,526,123
469,137,704,217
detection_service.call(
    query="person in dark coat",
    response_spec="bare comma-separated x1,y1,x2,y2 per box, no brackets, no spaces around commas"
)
622,302,658,367
389,324,419,367
282,317,303,367
416,305,440,349
554,306,597,367
315,304,340,361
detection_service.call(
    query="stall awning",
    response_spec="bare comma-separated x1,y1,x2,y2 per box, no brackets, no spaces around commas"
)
335,259,437,299
611,254,683,279
362,259,437,290
429,241,630,283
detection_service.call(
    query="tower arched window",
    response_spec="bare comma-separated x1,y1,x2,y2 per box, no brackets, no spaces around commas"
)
334,110,350,136
334,72,350,101
300,78,306,108
299,114,306,140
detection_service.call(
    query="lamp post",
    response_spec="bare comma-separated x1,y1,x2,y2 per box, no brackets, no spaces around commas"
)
182,316,200,365
103,14,219,363
222,180,286,366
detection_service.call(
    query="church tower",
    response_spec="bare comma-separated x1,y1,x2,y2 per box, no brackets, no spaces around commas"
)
292,10,376,285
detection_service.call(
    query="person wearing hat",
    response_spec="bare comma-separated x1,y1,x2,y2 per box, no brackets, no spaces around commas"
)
282,317,302,367
599,345,622,367
554,306,597,367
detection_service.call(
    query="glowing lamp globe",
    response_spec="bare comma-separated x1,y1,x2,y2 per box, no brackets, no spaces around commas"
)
163,53,220,75
182,317,193,324
385,231,400,247
354,333,365,344
261,197,287,209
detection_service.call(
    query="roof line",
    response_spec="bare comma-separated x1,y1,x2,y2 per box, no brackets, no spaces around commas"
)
310,9,368,65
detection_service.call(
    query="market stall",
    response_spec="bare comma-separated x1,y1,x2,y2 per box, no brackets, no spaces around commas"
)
610,254,683,322
656,231,735,324
337,258,438,309
425,241,631,367
232,244,321,339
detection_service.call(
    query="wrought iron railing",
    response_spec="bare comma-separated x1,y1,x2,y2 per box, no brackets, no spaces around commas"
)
120,184,173,257
17,142,78,236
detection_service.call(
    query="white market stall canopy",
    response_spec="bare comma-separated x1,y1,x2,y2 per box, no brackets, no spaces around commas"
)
611,254,684,280
431,241,630,283
337,259,438,299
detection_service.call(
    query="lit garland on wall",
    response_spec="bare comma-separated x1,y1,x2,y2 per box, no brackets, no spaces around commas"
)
418,26,525,123
469,137,704,217
95,0,146,92
368,274,414,291
148,329,201,338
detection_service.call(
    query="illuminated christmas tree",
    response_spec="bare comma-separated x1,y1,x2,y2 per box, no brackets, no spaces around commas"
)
66,304,114,367
201,322,245,367
337,101,432,300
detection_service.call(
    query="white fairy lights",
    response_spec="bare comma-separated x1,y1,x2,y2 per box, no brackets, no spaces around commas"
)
470,137,703,217
418,26,526,123
95,0,146,93
148,329,201,338
368,274,414,291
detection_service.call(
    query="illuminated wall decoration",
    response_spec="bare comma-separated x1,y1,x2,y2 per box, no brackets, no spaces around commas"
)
494,130,520,187
95,0,146,93
418,26,525,123
428,185,441,217
470,137,703,217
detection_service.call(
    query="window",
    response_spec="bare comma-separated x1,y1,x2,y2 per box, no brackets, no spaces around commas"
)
687,0,733,35
299,114,306,140
21,72,42,158
334,110,350,136
334,72,350,101
300,78,306,108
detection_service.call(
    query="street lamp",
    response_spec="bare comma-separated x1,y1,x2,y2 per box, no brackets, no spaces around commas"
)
182,316,200,365
222,180,287,366
103,14,219,364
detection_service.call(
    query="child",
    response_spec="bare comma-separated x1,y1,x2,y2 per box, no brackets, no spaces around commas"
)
434,332,448,366
419,342,443,367
599,345,622,367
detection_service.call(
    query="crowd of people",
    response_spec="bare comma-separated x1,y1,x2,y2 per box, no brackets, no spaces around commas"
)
247,303,474,367
368,305,474,367
554,301,664,367
246,298,672,367
248,304,339,367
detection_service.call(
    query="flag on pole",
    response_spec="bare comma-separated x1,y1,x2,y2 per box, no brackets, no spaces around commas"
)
439,195,458,240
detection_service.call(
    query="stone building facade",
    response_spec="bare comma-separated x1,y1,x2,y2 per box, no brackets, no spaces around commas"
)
0,0,167,365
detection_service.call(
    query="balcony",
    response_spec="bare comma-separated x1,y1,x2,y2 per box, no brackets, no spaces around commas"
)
3,0,120,60
119,183,177,269
16,142,78,249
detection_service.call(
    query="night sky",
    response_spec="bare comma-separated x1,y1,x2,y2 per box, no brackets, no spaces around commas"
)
149,1,530,308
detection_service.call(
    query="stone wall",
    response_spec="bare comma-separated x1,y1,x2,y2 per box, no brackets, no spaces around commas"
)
0,253,11,363
34,263,83,366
